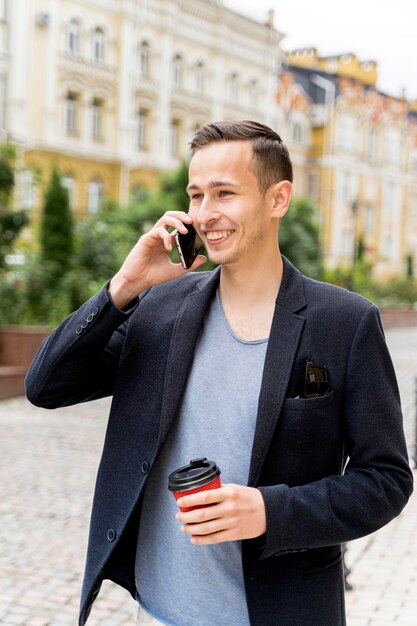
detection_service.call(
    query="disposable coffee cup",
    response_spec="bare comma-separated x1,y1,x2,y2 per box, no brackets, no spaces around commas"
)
168,457,221,512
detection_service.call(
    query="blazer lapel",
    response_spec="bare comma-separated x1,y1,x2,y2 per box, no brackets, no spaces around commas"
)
247,257,307,487
157,268,221,452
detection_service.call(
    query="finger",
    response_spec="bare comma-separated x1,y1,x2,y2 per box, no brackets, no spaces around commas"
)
177,486,227,510
156,211,193,227
190,529,235,546
157,217,190,234
176,502,224,524
181,517,228,536
146,226,174,251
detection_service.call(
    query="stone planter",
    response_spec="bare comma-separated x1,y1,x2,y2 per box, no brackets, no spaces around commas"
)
380,309,417,331
0,326,51,400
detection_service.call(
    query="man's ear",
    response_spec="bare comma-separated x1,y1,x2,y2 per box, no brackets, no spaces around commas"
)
270,180,292,220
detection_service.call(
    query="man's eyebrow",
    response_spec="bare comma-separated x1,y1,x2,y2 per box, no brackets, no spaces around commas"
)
186,180,239,191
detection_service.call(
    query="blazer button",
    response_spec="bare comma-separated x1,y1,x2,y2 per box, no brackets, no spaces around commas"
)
91,306,99,316
141,461,150,474
80,320,88,329
107,528,116,542
76,325,83,335
86,313,94,323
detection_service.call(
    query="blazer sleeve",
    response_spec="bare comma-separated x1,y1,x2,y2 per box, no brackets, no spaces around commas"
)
258,304,414,559
25,283,141,409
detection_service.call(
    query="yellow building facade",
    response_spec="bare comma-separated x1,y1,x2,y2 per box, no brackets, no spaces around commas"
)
2,0,282,217
283,50,417,278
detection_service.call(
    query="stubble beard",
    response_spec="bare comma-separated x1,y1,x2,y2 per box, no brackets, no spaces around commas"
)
207,220,269,267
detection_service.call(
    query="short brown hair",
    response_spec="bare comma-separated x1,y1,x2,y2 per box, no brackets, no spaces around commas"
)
190,120,293,194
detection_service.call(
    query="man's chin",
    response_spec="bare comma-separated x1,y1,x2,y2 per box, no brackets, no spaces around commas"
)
207,251,239,266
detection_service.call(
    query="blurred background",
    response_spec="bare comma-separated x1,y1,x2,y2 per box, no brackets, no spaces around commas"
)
0,2,416,624
0,0,417,335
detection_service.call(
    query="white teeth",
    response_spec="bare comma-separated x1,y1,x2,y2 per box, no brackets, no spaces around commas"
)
206,231,233,241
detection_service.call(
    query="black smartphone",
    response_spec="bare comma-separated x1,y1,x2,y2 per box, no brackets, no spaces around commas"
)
174,224,204,269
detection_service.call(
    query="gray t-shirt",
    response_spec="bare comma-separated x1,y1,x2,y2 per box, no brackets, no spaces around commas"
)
135,290,268,626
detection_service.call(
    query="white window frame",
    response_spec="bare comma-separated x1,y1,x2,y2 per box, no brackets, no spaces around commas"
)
194,62,204,93
337,114,359,152
367,128,377,164
172,55,182,88
67,19,80,56
170,120,180,157
65,93,78,135
88,180,103,214
62,175,76,209
0,74,5,130
248,79,257,107
22,170,35,209
91,98,103,141
92,28,104,64
139,41,150,77
138,109,148,150
364,205,374,234
292,122,303,144
229,73,238,102
384,127,401,166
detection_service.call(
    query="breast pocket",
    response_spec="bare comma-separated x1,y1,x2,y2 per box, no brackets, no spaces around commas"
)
282,389,335,413
269,390,341,483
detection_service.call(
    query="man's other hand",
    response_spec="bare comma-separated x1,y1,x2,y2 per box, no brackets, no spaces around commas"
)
175,484,266,545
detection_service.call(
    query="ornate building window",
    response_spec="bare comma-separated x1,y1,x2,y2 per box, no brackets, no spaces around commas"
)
138,41,150,77
65,92,79,135
194,62,204,93
137,109,149,150
91,98,104,141
88,179,103,214
364,204,374,234
292,122,304,144
22,170,35,209
337,114,359,152
384,127,401,166
0,74,5,130
169,119,181,157
172,55,183,88
62,175,76,209
366,128,377,164
228,73,239,102
92,27,104,64
67,19,80,56
247,79,258,107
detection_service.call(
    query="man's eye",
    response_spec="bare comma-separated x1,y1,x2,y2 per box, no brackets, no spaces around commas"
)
219,190,232,196
191,193,203,200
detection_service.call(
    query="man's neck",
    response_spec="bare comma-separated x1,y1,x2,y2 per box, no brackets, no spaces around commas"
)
218,250,283,341
219,250,283,307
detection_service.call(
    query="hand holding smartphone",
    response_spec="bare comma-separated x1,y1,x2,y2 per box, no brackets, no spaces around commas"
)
174,224,204,269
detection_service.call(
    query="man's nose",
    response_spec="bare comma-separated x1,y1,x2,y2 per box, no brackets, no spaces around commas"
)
195,196,220,226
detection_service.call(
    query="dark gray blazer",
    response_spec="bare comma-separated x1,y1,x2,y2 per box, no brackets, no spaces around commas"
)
25,257,413,626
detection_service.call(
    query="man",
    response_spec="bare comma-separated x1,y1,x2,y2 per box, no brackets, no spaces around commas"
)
26,120,413,626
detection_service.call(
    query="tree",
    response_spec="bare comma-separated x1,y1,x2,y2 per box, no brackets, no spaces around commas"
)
279,196,323,279
160,159,190,211
40,168,74,284
0,146,29,269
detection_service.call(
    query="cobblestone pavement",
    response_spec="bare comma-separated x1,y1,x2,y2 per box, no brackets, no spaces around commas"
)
0,327,416,626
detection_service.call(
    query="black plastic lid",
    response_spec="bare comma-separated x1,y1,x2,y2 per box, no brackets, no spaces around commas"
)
168,457,221,492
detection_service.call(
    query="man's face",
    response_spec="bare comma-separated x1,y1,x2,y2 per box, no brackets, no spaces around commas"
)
187,141,275,267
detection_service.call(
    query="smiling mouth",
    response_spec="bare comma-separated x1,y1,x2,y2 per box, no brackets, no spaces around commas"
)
205,230,235,243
